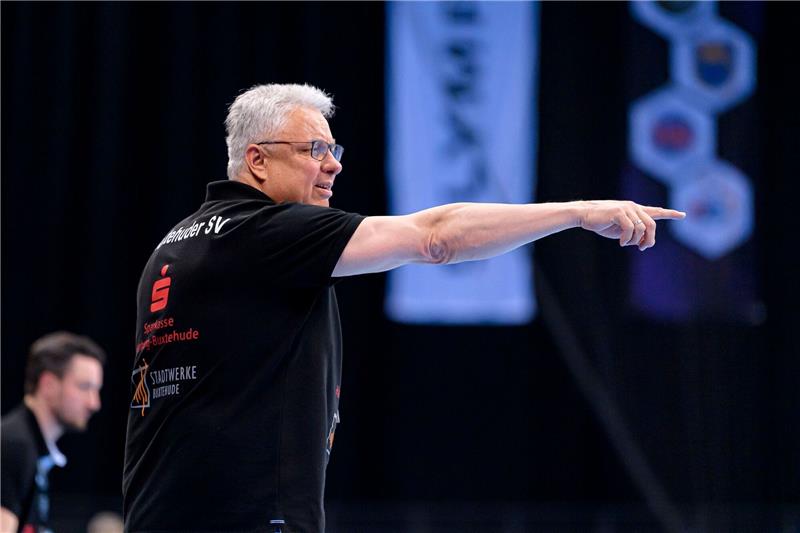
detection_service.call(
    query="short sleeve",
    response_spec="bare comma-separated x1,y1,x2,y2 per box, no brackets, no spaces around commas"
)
242,204,365,287
0,434,34,517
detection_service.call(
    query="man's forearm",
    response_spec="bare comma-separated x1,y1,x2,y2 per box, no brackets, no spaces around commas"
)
417,201,585,264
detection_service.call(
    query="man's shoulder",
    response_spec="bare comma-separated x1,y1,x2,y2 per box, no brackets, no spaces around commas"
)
264,201,364,226
1,405,30,434
211,198,362,239
1,406,38,460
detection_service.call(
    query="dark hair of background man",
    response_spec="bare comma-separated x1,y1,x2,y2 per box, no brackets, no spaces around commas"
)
25,331,107,394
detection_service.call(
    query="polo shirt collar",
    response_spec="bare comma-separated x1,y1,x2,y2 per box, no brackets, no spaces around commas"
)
44,436,67,468
205,180,276,204
24,405,67,468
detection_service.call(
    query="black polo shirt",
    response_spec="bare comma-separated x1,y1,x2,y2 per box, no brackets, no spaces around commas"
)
1,404,63,533
122,180,364,533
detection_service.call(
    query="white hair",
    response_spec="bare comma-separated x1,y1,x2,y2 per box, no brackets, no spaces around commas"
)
224,83,335,179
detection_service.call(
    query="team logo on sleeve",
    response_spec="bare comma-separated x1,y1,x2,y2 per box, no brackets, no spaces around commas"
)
150,264,172,313
131,359,151,416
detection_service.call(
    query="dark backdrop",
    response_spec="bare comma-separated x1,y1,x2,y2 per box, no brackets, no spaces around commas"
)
3,2,798,531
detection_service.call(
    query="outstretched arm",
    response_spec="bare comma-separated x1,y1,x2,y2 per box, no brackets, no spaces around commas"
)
332,200,685,277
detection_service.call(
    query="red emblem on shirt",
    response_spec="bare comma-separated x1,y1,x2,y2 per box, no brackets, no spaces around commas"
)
150,265,171,313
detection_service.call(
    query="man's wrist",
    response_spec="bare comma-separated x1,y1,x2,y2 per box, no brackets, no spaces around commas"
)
567,200,588,230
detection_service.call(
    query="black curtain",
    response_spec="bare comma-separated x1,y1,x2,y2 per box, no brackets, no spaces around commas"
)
3,1,798,529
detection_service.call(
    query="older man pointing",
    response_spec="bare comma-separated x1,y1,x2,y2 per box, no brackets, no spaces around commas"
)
122,83,684,533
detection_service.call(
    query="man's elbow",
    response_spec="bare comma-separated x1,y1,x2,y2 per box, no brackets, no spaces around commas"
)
424,232,454,265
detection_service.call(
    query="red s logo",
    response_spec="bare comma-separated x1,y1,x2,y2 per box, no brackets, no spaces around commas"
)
150,264,171,312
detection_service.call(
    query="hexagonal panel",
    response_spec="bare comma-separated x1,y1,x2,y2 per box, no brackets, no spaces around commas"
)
631,1,716,39
672,18,756,113
669,159,754,260
629,87,716,185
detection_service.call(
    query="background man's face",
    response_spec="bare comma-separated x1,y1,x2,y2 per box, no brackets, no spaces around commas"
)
50,354,103,431
263,107,343,207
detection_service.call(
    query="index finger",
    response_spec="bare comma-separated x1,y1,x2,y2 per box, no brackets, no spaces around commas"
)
642,206,686,220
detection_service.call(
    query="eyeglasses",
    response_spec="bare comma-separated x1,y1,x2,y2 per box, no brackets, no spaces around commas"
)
256,140,344,162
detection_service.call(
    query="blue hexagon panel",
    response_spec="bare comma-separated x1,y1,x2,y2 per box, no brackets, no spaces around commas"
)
669,159,754,260
630,87,716,186
672,18,756,113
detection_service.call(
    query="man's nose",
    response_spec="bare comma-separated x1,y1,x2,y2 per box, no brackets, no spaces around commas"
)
321,149,342,175
88,390,102,412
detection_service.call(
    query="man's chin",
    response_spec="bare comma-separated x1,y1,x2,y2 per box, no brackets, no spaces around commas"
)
57,416,89,433
308,190,331,207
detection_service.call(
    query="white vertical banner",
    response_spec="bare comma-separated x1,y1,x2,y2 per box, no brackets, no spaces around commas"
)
386,1,539,324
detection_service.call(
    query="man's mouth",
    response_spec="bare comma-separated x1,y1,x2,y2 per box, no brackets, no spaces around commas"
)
315,183,333,191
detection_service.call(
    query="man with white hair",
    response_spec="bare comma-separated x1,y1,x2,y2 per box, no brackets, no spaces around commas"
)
122,83,684,533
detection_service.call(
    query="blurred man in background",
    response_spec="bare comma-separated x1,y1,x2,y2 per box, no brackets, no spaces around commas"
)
1,331,105,533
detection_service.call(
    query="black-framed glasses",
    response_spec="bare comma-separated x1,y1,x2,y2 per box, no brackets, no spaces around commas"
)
256,140,344,162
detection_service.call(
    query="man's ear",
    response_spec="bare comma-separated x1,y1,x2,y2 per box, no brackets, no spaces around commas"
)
37,371,62,399
245,145,269,183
